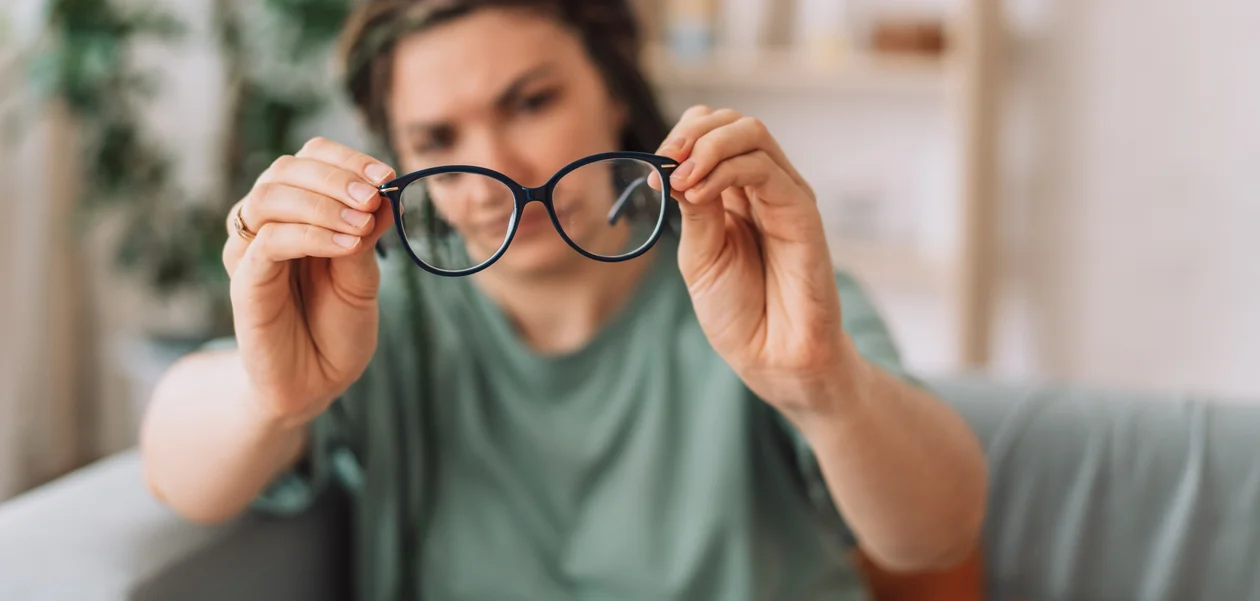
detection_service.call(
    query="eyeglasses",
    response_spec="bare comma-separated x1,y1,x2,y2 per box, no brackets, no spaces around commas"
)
375,151,679,277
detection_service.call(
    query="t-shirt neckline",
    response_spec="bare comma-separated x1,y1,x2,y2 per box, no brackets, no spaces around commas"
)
459,236,680,371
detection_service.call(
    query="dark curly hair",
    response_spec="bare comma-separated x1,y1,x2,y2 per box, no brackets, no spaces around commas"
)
338,0,671,159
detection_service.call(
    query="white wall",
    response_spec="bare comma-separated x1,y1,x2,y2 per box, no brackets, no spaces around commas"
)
992,0,1260,398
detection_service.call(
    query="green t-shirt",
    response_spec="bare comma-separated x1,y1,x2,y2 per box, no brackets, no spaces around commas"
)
246,234,914,601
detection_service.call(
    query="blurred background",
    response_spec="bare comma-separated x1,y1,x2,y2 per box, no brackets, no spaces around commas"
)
0,0,1256,502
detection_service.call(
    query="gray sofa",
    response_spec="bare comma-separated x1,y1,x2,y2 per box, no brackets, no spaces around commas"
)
2,376,1259,601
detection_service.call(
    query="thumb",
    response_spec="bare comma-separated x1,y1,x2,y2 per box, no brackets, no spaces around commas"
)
674,191,727,280
329,200,394,297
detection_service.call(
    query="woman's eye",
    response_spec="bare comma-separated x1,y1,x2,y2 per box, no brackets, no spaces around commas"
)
412,127,454,155
414,138,450,155
516,90,557,114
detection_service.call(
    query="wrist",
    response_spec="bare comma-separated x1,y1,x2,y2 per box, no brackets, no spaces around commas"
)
236,374,329,440
773,335,877,440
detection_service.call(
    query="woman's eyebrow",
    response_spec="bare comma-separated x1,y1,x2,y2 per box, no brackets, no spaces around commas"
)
494,63,560,109
401,63,560,136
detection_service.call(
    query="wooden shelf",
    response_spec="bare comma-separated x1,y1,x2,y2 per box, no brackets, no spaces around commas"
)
644,44,953,96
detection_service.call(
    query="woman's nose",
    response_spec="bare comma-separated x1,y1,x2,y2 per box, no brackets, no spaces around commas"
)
461,130,543,189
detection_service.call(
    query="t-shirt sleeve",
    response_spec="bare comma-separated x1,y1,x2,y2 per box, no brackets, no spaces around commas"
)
775,270,919,547
251,397,360,517
194,336,362,518
832,270,919,385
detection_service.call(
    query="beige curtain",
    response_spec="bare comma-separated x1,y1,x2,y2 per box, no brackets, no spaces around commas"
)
0,44,20,499
0,46,108,501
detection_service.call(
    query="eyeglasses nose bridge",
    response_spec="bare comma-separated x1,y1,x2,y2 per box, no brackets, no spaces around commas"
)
523,185,548,204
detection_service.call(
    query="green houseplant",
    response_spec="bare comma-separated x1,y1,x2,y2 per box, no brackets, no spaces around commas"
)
35,0,353,345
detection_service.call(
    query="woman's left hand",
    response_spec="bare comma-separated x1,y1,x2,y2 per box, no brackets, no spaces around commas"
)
654,109,989,573
655,105,863,418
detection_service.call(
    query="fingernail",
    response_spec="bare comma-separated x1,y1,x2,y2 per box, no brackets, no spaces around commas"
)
365,163,393,184
341,208,371,228
333,233,361,249
661,137,685,152
670,160,695,188
349,181,378,205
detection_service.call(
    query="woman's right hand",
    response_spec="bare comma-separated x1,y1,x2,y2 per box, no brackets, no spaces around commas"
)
222,137,397,429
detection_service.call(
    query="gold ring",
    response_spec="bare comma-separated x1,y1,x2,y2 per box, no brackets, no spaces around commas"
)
232,204,257,241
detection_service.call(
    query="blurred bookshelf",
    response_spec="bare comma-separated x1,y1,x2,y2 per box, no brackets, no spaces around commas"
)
643,43,952,96
637,0,1002,372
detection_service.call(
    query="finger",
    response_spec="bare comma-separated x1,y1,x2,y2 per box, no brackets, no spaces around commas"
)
654,106,716,170
294,136,396,186
233,222,367,282
224,198,394,295
646,170,681,200
655,107,742,162
646,172,691,209
669,116,772,193
737,121,809,190
675,179,728,277
672,104,715,128
647,170,662,191
250,223,366,263
363,197,396,249
718,186,755,224
258,154,386,214
686,153,832,294
682,150,804,209
223,228,249,277
242,182,378,240
664,112,808,192
222,199,253,276
328,197,396,296
646,169,690,200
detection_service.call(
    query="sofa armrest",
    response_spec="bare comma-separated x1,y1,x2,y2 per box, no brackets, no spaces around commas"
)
0,450,348,601
927,376,1260,601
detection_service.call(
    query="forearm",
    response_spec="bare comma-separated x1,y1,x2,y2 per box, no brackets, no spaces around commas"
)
792,346,988,572
139,349,307,524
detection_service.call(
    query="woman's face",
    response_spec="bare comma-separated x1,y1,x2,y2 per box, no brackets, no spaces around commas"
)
387,8,637,275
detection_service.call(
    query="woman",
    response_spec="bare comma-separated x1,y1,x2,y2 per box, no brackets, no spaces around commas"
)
141,1,988,599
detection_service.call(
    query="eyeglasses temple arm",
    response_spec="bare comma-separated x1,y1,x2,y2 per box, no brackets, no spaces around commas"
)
606,175,650,226
374,187,400,258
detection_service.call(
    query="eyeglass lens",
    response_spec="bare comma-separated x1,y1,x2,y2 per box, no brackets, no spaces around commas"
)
397,158,664,273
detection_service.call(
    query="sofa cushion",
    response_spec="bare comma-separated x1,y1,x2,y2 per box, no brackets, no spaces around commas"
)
929,376,1260,601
